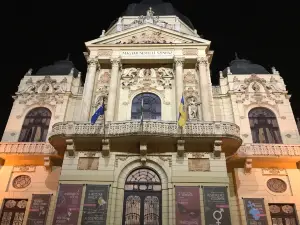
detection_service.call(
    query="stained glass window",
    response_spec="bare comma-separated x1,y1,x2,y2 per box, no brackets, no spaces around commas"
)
131,93,161,120
123,169,162,225
248,107,282,144
18,107,51,142
0,199,27,225
269,204,298,225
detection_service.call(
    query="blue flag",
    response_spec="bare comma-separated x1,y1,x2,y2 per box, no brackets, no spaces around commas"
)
91,102,105,125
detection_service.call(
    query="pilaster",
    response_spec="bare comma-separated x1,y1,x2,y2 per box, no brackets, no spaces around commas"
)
174,57,185,116
197,57,211,121
80,57,99,121
106,58,121,121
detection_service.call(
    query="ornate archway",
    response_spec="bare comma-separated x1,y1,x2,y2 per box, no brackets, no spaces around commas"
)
122,168,162,225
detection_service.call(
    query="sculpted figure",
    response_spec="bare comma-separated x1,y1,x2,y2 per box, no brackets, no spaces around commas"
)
188,97,199,120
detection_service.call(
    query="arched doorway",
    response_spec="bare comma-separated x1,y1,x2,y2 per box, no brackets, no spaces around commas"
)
122,168,162,225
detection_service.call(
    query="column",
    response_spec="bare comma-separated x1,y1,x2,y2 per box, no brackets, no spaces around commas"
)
174,57,185,116
197,57,210,121
106,58,121,121
80,57,98,121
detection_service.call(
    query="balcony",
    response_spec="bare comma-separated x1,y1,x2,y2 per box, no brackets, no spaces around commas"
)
228,144,300,169
49,120,242,156
237,144,300,157
0,142,63,166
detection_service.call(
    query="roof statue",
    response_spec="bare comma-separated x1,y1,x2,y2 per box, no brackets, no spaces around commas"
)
146,7,155,17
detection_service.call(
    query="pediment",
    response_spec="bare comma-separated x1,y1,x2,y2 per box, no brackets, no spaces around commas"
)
86,24,210,46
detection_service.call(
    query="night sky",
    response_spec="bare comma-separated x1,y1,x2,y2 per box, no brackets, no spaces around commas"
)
1,1,299,137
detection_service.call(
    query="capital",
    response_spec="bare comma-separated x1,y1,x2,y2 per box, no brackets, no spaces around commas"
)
110,58,121,67
174,57,185,67
87,57,99,67
196,57,208,65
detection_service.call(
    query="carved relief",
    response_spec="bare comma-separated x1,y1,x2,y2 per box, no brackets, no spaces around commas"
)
120,67,174,91
156,67,174,89
12,175,31,189
94,71,110,108
115,31,187,44
232,74,286,105
184,71,198,84
120,68,139,88
13,166,36,172
267,178,287,193
183,48,198,55
97,50,113,57
188,158,210,171
262,168,286,175
16,76,67,105
99,72,111,84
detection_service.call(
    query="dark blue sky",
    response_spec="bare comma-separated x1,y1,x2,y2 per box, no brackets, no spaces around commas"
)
1,0,299,136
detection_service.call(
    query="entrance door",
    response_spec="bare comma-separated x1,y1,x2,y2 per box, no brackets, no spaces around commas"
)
122,168,162,225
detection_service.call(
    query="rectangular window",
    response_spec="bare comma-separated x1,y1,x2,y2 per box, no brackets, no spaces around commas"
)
77,157,99,170
269,204,298,225
0,199,28,225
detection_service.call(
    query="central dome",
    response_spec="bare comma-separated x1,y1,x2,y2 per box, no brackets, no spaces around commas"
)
122,0,194,29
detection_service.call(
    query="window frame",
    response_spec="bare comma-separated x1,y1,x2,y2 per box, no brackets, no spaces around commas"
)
248,107,282,144
18,107,52,142
131,93,162,121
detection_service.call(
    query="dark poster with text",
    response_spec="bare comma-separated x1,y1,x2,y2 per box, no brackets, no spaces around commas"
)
243,198,268,225
52,184,83,225
175,186,201,225
27,194,51,225
82,185,109,225
203,186,231,225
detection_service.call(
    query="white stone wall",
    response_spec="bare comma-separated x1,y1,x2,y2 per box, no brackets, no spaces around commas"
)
213,73,300,144
58,152,231,225
1,75,81,141
231,168,300,225
0,166,61,225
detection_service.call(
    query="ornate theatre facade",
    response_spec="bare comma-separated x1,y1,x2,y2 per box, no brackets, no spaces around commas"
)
0,1,300,224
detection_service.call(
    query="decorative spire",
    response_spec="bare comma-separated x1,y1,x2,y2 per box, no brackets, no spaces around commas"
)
235,52,240,60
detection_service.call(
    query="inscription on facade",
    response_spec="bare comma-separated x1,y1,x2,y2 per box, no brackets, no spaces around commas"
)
121,50,173,58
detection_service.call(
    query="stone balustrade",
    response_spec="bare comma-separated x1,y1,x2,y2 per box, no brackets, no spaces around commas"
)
237,144,300,157
50,120,240,138
0,142,57,155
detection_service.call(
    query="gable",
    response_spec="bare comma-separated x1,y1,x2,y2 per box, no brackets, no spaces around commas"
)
86,25,210,46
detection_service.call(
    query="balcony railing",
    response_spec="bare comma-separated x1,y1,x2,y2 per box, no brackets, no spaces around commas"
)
0,142,57,155
50,120,240,139
237,144,300,157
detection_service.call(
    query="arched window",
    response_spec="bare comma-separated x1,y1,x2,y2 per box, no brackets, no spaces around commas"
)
123,168,162,225
248,107,282,144
18,107,52,142
131,93,161,120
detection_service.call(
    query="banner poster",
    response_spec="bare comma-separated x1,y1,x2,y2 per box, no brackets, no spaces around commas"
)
243,198,268,225
81,185,110,225
27,194,51,225
175,186,201,225
203,186,231,225
52,184,83,225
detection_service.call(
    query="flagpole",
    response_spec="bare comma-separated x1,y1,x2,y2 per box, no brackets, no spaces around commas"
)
103,97,106,139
